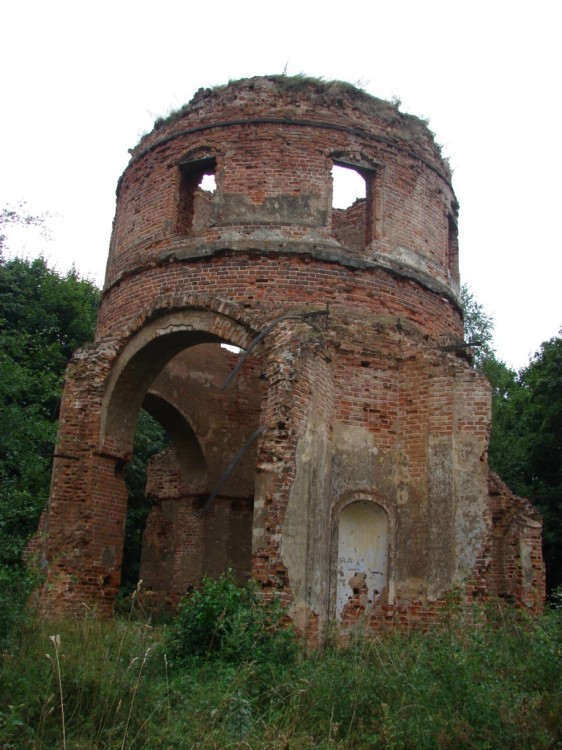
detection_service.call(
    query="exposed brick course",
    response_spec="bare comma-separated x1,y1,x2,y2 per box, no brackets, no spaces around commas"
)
40,76,544,627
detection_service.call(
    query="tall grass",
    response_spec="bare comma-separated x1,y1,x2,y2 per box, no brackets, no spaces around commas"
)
0,595,560,749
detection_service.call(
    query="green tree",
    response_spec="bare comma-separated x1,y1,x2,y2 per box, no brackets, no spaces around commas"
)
122,410,168,594
0,252,100,641
518,335,562,590
0,256,100,561
461,283,495,367
522,335,562,491
462,286,562,591
480,356,531,492
0,212,168,626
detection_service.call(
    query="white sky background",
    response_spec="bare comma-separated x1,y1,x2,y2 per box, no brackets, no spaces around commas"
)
1,0,560,371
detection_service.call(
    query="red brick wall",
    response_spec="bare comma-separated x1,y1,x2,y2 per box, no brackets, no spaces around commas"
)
104,77,457,294
40,77,542,625
332,200,367,252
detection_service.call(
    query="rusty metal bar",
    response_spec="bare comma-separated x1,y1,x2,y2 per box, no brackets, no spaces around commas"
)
194,423,268,517
221,307,329,391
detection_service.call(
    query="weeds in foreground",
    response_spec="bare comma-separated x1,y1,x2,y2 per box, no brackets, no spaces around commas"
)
0,592,560,749
46,634,65,749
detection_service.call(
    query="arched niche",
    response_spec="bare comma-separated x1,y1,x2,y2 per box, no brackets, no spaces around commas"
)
335,499,390,620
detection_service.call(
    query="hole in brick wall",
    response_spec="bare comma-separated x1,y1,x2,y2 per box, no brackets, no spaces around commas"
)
331,161,373,252
177,157,217,236
332,164,366,209
115,458,128,478
199,173,216,192
361,360,370,368
447,214,459,284
193,496,207,511
221,343,242,355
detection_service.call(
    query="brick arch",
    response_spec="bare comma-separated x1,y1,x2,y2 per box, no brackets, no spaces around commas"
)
142,391,207,488
41,305,269,614
100,305,263,458
105,293,264,355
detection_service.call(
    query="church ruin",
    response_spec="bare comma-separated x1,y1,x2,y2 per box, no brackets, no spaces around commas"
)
40,76,544,631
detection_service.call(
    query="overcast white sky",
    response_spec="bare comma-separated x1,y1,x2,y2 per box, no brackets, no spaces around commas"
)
1,0,560,370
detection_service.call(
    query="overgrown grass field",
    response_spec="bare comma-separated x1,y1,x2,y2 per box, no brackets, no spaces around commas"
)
1,582,561,749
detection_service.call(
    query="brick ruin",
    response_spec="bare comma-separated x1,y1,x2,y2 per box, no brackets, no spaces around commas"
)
39,76,544,630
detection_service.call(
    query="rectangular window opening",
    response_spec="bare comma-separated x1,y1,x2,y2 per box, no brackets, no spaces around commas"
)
447,214,459,284
331,160,376,252
177,157,217,236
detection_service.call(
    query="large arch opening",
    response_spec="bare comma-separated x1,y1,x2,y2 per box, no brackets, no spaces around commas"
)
100,311,264,607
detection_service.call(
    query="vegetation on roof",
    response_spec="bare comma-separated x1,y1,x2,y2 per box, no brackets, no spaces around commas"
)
143,74,444,172
152,74,396,132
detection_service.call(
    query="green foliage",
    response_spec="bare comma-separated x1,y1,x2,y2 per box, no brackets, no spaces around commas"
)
0,258,100,546
462,286,562,591
0,604,560,748
0,236,175,637
461,283,495,367
168,571,297,665
481,356,531,489
0,565,38,647
523,335,562,492
0,611,161,748
481,336,562,590
121,410,169,593
0,258,99,516
520,335,562,590
0,253,100,645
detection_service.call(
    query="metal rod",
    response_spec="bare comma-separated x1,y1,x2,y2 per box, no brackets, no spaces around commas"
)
194,424,268,516
221,308,328,391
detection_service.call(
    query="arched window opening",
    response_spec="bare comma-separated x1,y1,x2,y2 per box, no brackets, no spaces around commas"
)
336,500,389,620
177,157,217,236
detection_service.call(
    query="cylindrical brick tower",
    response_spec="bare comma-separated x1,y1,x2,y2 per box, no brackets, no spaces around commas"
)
41,77,544,627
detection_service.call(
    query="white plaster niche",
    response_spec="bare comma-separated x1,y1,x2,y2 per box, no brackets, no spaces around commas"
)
336,501,389,619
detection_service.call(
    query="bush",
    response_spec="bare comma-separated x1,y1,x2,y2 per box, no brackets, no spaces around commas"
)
0,603,560,748
0,564,37,648
167,572,297,665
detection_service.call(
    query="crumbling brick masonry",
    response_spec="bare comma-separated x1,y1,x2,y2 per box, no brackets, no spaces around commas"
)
39,76,544,629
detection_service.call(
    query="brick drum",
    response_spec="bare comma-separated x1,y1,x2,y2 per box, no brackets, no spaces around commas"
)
39,76,544,630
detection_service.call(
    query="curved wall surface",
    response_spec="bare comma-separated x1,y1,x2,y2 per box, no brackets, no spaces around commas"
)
41,77,544,626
